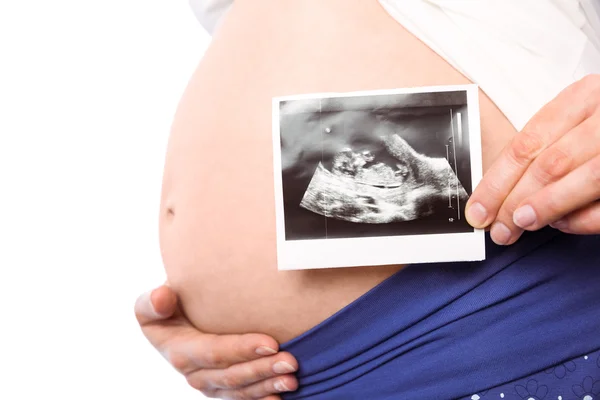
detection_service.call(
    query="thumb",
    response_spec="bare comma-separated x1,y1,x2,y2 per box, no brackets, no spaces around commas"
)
134,285,178,325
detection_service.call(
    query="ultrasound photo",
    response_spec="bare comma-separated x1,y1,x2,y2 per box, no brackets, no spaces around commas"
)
272,85,485,270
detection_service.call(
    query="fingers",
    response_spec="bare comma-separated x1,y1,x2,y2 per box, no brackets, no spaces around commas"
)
134,285,178,325
187,352,299,397
167,333,281,373
136,287,281,372
465,75,598,229
191,352,298,389
214,375,298,399
511,154,600,232
550,201,600,234
197,374,298,399
134,286,295,400
488,114,600,244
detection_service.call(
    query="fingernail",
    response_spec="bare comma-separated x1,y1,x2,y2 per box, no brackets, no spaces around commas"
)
491,222,512,245
550,219,569,230
513,205,537,228
467,202,488,227
274,380,291,392
273,361,297,374
135,290,163,319
255,346,277,356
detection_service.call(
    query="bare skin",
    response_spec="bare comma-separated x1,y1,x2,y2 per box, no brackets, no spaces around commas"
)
158,0,517,345
138,2,600,399
135,286,299,399
466,74,600,242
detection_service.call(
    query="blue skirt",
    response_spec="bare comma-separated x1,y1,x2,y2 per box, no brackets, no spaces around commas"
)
281,229,600,399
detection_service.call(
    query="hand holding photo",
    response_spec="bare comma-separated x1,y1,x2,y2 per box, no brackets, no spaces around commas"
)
272,85,484,270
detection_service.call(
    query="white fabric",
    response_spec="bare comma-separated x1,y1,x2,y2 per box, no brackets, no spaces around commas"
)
580,0,600,51
189,0,600,131
189,0,233,34
378,0,600,130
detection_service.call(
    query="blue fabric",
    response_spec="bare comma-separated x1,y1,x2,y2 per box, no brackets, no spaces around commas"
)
458,348,600,400
280,228,600,399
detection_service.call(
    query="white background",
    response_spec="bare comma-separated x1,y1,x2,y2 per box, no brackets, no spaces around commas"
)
0,1,210,398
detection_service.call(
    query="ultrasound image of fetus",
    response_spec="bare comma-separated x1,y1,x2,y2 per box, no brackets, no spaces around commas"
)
332,148,410,187
279,95,474,238
299,134,468,224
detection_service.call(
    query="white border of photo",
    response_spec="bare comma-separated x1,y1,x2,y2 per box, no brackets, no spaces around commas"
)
272,84,485,270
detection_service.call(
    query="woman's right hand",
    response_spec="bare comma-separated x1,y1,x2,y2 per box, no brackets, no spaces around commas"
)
134,285,299,400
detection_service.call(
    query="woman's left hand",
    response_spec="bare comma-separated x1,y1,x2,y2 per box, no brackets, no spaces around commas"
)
465,74,600,244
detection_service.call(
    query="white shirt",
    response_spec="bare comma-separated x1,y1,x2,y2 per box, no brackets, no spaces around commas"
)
188,0,600,131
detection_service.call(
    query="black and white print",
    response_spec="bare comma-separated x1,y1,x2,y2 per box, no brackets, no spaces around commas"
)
272,85,485,270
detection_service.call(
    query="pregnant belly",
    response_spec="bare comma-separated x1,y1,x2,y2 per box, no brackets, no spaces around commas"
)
159,0,516,343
